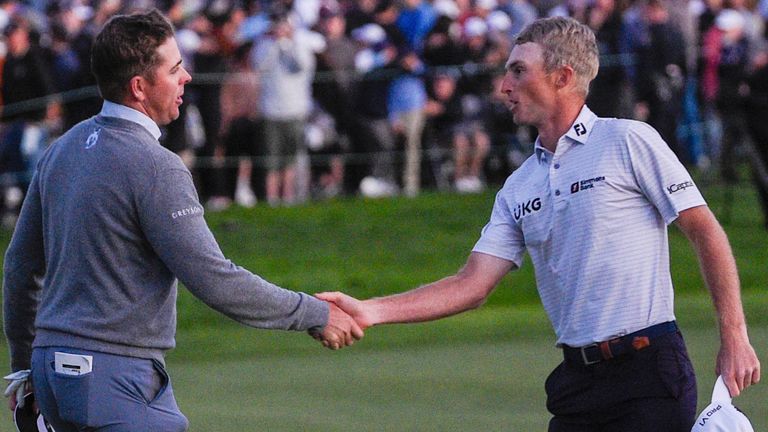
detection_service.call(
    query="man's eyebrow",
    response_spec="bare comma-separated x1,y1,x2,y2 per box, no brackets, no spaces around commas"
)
505,60,522,71
170,59,183,71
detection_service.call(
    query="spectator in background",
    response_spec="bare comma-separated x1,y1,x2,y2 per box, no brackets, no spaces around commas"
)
252,8,325,206
220,42,260,207
630,0,687,162
423,69,464,191
188,11,230,209
455,16,493,192
46,2,99,130
727,0,765,58
422,10,464,67
582,0,627,118
159,6,200,170
352,22,399,197
471,0,499,20
313,5,356,197
498,0,537,37
707,9,750,184
0,15,59,228
744,48,768,230
486,10,514,65
388,49,427,197
486,71,530,179
695,0,726,167
345,0,377,36
372,0,408,51
396,0,438,52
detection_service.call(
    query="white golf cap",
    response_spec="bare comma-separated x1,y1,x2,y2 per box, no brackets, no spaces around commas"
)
351,23,387,45
433,0,459,18
691,376,754,432
715,9,745,32
476,0,497,10
464,16,488,38
487,10,512,32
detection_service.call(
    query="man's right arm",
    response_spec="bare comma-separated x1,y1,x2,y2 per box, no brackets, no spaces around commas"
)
317,252,514,329
137,165,361,347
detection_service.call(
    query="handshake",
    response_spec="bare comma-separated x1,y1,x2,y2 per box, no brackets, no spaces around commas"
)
309,292,373,350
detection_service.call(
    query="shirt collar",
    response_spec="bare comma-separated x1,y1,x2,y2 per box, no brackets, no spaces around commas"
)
99,101,162,141
534,104,597,164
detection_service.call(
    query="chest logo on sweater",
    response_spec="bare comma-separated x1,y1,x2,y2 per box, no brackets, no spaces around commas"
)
513,197,542,221
85,128,101,149
570,176,606,194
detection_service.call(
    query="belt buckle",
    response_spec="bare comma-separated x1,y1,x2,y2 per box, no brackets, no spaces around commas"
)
580,343,601,365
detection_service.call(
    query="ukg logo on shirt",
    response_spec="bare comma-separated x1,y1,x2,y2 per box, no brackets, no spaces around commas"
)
513,197,541,221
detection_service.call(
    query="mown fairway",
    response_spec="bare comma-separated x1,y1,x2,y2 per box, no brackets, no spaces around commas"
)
1,182,766,430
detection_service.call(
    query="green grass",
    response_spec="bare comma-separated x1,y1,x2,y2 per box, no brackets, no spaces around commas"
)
1,181,766,430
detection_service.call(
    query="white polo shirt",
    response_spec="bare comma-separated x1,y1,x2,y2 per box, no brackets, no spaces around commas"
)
473,105,706,347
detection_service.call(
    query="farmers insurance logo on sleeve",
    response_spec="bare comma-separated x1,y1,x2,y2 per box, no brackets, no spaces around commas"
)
667,180,696,194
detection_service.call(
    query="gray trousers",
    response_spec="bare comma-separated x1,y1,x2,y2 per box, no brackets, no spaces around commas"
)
32,347,188,432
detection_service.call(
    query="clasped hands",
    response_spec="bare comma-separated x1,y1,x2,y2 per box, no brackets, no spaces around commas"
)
309,292,371,350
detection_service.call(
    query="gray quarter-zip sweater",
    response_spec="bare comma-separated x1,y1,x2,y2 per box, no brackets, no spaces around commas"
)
3,104,328,371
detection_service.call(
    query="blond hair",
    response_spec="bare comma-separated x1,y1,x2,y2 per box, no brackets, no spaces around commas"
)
515,17,599,97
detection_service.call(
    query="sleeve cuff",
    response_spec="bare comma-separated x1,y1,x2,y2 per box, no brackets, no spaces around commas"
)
297,293,330,331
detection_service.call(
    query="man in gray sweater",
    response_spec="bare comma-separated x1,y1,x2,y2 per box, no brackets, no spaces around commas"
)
2,9,362,431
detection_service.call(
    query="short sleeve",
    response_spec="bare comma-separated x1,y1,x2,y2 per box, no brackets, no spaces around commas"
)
472,188,525,268
626,122,707,224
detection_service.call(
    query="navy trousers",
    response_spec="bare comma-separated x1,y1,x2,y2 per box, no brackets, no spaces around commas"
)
31,347,189,432
546,331,697,432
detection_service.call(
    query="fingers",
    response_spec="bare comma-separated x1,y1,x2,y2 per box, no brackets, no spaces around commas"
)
718,358,761,397
723,373,741,397
311,302,366,350
351,320,365,341
315,291,346,304
7,392,16,411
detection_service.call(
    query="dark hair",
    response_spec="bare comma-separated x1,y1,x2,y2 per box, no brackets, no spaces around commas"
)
91,9,174,103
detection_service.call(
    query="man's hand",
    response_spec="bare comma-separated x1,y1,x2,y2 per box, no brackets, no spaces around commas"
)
315,291,375,330
717,329,761,397
309,302,364,350
4,369,31,411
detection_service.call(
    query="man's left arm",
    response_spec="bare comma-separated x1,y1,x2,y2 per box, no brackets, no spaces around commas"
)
675,205,761,396
3,171,45,373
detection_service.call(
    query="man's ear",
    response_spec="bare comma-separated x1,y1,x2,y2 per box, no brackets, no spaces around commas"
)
555,65,574,90
128,75,147,102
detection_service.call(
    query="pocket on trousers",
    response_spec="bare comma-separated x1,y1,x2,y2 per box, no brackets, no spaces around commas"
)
50,361,92,426
148,360,170,405
655,346,695,400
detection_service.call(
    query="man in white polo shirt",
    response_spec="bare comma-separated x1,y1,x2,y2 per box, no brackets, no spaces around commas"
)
316,16,760,431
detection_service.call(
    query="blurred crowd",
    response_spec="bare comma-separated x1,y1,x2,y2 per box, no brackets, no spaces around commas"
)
0,0,767,226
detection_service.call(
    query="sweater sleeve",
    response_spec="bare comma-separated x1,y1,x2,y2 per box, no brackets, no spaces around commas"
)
3,171,45,371
137,166,328,331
